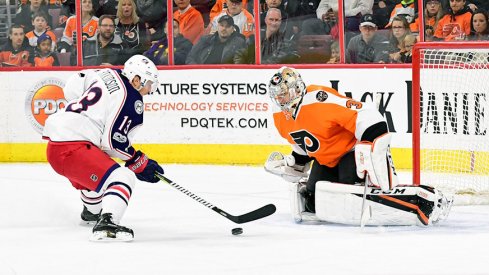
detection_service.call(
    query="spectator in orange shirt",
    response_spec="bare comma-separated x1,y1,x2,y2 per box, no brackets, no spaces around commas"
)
434,0,472,41
385,0,416,28
58,0,99,52
209,0,249,22
174,0,205,44
409,0,443,41
209,0,255,38
25,11,57,52
0,25,34,67
33,33,60,67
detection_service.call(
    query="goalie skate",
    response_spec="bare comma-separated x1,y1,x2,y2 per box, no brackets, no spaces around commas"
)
428,189,454,224
90,213,134,242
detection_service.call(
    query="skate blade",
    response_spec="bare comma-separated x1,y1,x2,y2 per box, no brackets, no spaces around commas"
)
80,220,97,227
89,231,134,242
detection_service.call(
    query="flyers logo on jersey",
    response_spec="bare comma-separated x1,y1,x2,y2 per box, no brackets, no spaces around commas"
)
290,130,320,153
24,77,67,134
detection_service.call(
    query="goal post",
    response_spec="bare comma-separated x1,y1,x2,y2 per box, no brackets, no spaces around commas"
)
412,42,489,205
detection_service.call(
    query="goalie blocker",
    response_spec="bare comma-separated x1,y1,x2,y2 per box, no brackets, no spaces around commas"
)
289,181,453,226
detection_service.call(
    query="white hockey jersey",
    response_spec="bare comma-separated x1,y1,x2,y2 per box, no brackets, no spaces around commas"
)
43,68,144,161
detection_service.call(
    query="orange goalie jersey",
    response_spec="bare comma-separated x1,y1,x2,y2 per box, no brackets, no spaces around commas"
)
273,85,385,168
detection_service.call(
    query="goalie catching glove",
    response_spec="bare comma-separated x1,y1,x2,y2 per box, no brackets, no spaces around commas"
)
125,150,164,183
264,152,310,182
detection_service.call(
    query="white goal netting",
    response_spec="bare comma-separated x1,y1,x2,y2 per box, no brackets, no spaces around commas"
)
416,46,489,205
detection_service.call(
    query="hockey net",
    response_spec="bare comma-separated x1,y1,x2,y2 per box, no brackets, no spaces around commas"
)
412,42,489,205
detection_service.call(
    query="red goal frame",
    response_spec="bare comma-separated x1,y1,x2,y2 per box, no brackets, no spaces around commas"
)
412,42,489,187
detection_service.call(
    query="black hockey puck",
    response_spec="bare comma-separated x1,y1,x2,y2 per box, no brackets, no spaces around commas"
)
231,227,243,235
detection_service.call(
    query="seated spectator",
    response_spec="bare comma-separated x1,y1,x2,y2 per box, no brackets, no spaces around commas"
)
346,14,389,63
388,16,411,63
115,0,149,57
373,0,397,29
0,25,34,67
209,0,255,38
468,9,489,40
463,1,489,12
136,0,167,42
144,19,193,65
410,0,443,41
33,33,60,66
260,7,298,63
58,0,98,52
344,0,375,32
25,11,57,52
434,0,472,41
399,33,415,63
14,0,52,33
235,8,299,64
279,0,320,39
174,0,205,44
187,15,246,64
76,15,125,66
327,40,339,63
386,0,416,28
259,0,287,28
303,0,374,35
210,0,250,22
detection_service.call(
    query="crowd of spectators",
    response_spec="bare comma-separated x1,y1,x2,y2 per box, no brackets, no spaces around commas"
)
1,0,489,67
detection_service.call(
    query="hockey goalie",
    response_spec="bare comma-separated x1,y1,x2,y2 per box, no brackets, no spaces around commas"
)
264,67,453,226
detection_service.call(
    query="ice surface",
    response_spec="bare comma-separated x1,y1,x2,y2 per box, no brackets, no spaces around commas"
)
0,164,488,275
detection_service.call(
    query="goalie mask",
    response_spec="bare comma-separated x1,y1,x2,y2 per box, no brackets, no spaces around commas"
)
269,67,306,117
122,55,159,94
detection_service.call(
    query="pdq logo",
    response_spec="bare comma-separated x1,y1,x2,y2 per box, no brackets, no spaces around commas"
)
24,78,67,134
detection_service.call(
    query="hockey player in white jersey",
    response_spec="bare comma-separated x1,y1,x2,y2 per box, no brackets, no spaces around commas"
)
43,55,163,241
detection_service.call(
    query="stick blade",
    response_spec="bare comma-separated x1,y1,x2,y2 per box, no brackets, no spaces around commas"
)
229,204,277,224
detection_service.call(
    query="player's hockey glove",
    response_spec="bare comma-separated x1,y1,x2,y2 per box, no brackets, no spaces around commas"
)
264,151,310,182
125,150,163,183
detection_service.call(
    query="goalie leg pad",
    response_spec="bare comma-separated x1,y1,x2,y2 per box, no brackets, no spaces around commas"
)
289,182,306,222
355,133,399,191
314,181,452,226
288,182,319,223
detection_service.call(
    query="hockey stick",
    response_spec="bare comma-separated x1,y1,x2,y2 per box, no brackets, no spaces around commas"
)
360,177,371,228
155,172,276,224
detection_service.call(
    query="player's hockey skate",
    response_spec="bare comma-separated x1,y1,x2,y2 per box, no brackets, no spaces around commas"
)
80,206,101,226
428,189,454,224
90,213,134,242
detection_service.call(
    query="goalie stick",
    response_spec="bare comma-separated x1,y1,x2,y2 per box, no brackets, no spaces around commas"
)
155,172,276,224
